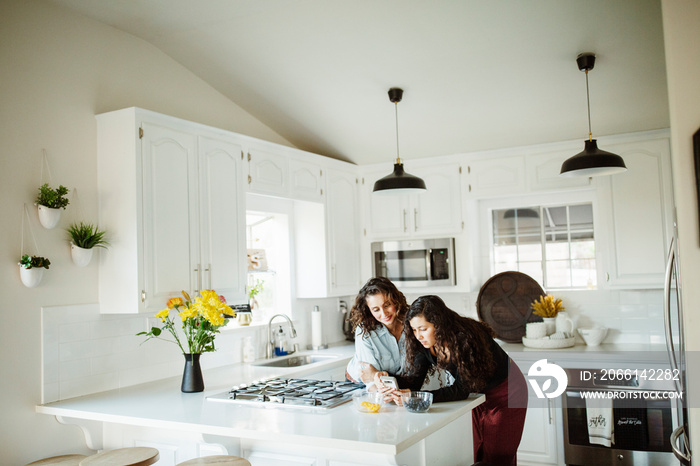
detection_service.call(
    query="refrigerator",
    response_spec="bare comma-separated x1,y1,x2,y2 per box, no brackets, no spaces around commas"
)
664,234,692,464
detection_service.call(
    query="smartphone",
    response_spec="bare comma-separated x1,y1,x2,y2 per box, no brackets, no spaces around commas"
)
379,375,398,389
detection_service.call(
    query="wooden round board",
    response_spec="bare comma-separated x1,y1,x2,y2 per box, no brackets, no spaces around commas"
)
476,271,545,343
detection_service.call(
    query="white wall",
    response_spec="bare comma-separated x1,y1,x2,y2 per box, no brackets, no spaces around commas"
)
661,0,700,456
0,0,294,463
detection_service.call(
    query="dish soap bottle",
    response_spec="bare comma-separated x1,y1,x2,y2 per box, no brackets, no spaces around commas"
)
274,326,288,356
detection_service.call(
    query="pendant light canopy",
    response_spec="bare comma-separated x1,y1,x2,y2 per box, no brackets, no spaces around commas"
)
560,53,627,177
373,88,427,194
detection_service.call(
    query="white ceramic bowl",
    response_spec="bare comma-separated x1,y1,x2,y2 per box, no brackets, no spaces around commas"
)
578,327,608,346
352,390,384,413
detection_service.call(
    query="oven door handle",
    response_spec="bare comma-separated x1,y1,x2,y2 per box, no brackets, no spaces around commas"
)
670,425,691,463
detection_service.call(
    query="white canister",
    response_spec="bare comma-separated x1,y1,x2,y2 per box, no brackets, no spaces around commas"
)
543,317,556,336
526,322,548,339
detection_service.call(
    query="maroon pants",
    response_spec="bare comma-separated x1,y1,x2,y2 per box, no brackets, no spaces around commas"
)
472,359,528,466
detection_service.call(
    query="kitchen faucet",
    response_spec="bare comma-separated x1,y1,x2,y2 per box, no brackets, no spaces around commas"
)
266,314,298,358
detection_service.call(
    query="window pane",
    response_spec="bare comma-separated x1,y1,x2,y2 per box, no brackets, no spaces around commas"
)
492,202,596,289
546,260,572,287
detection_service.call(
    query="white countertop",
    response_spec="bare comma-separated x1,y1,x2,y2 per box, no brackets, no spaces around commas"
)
36,343,485,456
500,341,671,367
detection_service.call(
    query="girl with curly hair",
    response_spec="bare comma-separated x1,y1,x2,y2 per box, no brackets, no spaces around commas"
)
345,277,409,384
377,295,527,466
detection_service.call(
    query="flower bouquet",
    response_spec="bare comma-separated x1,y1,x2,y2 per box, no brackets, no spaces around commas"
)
138,290,235,392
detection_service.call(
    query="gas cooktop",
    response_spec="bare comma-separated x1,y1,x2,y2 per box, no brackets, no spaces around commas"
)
207,377,364,410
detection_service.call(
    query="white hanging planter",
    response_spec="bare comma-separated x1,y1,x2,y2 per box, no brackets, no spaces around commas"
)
19,266,44,288
70,243,94,267
37,204,62,229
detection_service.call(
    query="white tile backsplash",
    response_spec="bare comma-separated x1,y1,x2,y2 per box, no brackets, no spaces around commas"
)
41,289,665,402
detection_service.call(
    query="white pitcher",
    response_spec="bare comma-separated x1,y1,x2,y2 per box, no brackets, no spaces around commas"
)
555,312,574,336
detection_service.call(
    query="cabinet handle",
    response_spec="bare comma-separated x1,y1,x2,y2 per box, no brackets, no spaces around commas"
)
414,208,418,231
547,399,553,425
403,209,407,232
141,290,146,303
205,264,211,289
331,264,336,287
194,265,201,293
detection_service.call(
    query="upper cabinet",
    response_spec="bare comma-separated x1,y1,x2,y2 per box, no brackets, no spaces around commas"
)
290,159,324,201
97,108,247,314
363,162,463,238
245,146,289,196
597,134,674,288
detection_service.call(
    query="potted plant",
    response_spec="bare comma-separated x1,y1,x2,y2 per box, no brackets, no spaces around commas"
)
247,278,264,310
66,222,109,267
19,254,51,287
35,183,70,229
530,294,565,335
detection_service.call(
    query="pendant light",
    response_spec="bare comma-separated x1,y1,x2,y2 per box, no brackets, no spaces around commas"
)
372,88,427,194
560,53,627,177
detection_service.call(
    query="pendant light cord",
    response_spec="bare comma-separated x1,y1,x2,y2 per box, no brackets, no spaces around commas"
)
394,102,401,164
585,69,592,141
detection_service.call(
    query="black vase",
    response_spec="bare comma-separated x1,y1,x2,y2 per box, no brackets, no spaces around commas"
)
181,353,204,393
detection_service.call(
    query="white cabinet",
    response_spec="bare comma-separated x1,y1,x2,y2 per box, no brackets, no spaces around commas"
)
325,168,362,296
245,145,289,196
97,108,247,314
525,148,592,192
599,135,674,288
464,155,526,198
512,357,563,465
295,167,362,298
289,158,324,201
364,162,463,238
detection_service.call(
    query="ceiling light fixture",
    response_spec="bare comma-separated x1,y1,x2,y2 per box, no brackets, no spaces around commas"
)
560,53,627,177
373,88,427,194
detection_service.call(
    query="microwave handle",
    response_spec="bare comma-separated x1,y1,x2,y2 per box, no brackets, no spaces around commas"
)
426,249,432,280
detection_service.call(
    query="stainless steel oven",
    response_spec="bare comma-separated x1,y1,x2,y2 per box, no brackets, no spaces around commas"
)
371,238,455,287
562,367,678,465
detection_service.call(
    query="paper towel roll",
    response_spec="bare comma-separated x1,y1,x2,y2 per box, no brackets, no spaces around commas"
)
311,306,323,348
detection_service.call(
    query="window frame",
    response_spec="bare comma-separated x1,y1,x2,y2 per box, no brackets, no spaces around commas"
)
478,190,604,290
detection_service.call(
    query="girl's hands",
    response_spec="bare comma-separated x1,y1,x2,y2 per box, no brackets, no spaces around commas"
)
373,372,410,405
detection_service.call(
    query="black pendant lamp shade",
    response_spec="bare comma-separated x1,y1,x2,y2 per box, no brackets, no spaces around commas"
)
373,88,427,194
560,53,627,177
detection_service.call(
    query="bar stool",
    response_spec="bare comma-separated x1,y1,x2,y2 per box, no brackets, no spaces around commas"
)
79,447,159,466
26,455,87,466
176,456,251,466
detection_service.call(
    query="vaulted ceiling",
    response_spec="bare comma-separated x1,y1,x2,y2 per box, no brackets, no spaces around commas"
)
46,0,669,165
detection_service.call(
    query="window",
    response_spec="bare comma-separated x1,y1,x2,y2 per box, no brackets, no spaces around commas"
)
245,194,292,321
491,203,596,289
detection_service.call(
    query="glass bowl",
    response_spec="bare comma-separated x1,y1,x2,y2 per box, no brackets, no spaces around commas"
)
402,391,433,413
352,390,384,413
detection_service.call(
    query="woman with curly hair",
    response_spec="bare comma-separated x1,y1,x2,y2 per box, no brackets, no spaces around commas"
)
345,277,409,384
377,295,527,466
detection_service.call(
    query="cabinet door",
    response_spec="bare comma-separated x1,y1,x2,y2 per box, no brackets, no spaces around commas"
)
603,138,673,288
141,122,199,311
466,156,526,197
526,149,591,191
326,169,362,296
290,158,324,201
198,136,247,303
413,163,463,234
247,147,289,196
364,167,412,238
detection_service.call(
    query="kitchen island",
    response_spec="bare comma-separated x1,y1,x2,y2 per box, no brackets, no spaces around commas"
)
36,345,484,466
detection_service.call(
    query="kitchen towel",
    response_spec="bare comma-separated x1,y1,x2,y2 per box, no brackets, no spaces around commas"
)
585,396,615,447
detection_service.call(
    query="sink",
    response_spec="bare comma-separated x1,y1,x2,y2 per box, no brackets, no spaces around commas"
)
251,354,338,368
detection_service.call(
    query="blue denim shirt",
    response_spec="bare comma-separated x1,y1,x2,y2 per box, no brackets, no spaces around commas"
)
346,324,405,382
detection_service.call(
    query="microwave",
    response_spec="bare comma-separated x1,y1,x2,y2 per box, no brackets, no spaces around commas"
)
371,238,456,287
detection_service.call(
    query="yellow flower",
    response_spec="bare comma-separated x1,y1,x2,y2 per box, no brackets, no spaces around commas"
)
167,297,183,309
155,308,170,321
531,294,565,318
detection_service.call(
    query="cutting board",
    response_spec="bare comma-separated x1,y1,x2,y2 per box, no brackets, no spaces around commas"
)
476,271,545,343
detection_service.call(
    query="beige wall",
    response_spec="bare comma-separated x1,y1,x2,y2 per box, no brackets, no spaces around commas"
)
662,0,700,457
0,0,291,463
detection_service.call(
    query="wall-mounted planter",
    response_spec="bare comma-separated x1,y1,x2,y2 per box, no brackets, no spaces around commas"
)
19,266,44,288
70,243,93,267
37,205,62,229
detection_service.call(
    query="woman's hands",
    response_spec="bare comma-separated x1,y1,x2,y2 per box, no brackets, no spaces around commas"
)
373,372,410,405
358,362,379,383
